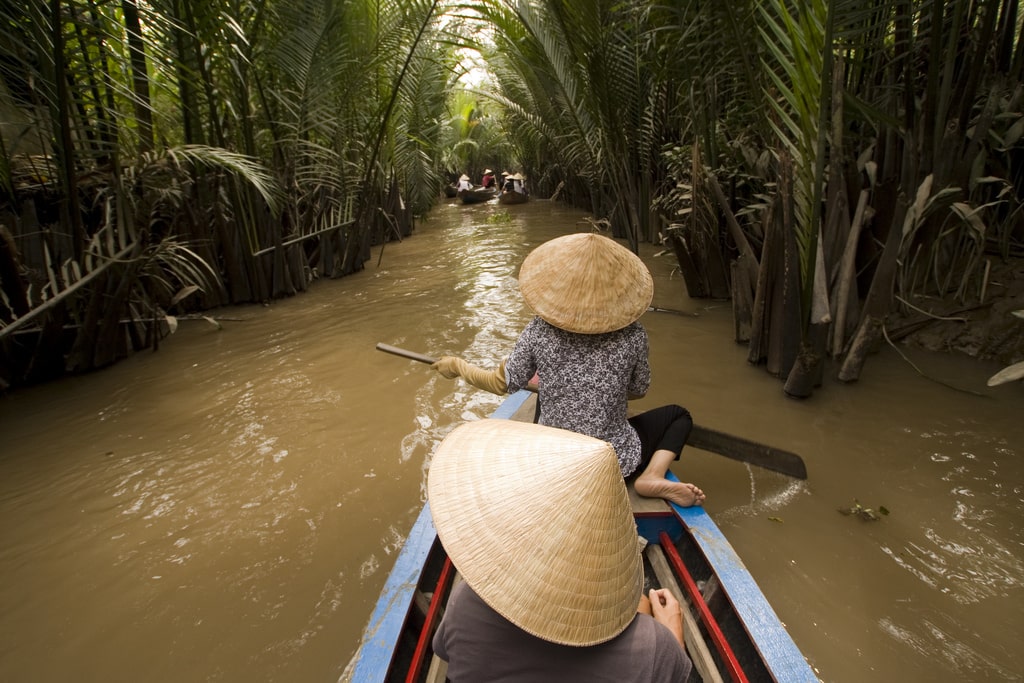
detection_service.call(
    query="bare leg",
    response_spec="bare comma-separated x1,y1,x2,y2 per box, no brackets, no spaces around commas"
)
633,449,705,507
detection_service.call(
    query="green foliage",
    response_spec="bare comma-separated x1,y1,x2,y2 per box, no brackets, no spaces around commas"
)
3,0,1023,388
486,209,512,224
838,500,890,522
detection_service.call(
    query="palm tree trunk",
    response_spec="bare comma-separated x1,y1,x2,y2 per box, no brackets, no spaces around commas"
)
121,0,154,152
49,0,86,256
343,0,440,275
838,196,909,383
169,0,204,146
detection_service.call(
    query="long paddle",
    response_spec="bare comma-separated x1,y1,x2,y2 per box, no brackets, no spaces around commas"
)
376,342,808,479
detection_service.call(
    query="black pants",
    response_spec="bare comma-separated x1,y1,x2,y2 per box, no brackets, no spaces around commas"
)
626,405,692,480
533,399,692,479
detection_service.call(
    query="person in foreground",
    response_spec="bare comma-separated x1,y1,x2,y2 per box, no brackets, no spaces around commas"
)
428,419,693,682
432,231,705,507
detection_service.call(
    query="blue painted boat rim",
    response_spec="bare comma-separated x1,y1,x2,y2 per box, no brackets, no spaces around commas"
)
347,389,534,682
665,472,818,682
347,502,436,682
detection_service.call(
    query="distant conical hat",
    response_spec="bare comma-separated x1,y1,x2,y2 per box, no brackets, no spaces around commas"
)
428,419,643,647
459,174,469,180
484,168,493,174
518,233,653,334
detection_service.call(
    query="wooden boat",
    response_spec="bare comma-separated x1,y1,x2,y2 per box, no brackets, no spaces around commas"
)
497,189,528,205
346,390,817,683
443,183,457,198
456,186,498,204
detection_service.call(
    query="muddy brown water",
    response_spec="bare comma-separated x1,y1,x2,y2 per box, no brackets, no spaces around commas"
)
1,199,1021,682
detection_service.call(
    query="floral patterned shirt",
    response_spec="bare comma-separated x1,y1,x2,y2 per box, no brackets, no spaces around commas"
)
505,317,650,476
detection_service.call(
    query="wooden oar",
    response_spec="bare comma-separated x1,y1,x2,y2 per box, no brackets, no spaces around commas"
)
376,342,808,479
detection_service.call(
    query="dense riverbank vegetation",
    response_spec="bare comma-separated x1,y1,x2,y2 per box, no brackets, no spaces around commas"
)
1,0,1022,393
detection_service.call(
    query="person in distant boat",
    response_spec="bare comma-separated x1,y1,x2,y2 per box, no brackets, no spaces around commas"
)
456,174,472,192
429,419,693,683
510,172,526,195
500,170,513,192
431,232,705,508
481,168,495,188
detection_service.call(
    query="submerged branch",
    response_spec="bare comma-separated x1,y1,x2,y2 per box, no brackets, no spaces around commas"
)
881,324,986,396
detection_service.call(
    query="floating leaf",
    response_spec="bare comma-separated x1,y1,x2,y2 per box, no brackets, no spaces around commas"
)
987,360,1024,386
202,316,223,331
486,211,512,224
838,499,886,521
768,516,784,524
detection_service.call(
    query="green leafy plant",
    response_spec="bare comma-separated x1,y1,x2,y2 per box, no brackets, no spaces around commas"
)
838,499,890,522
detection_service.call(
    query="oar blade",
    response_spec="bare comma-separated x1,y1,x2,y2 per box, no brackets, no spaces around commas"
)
688,425,807,479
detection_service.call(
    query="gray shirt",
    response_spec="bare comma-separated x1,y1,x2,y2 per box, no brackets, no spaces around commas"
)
505,317,651,476
434,581,693,682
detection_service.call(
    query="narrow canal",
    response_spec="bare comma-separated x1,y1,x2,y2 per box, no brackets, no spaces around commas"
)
1,198,1021,682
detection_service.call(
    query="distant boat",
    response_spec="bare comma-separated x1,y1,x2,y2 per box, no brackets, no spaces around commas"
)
443,183,457,198
456,186,498,204
345,390,818,683
498,189,528,204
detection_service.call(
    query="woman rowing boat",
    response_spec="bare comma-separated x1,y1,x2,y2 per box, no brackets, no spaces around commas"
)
432,232,705,508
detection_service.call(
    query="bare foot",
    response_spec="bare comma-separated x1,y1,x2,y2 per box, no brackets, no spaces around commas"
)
634,477,705,507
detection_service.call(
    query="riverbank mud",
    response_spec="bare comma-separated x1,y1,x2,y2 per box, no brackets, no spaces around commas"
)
890,256,1024,367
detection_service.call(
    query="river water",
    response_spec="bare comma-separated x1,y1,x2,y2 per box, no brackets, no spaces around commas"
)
1,199,1021,682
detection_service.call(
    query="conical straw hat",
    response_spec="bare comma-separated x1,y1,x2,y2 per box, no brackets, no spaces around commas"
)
518,233,653,334
427,419,643,646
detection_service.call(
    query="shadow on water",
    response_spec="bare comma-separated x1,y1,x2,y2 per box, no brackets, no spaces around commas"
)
1,197,1021,682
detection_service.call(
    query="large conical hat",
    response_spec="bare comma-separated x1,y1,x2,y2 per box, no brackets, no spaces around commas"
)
427,419,643,646
518,233,653,334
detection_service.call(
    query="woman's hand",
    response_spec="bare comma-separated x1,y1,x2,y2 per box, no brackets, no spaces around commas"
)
431,356,463,379
431,357,508,395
